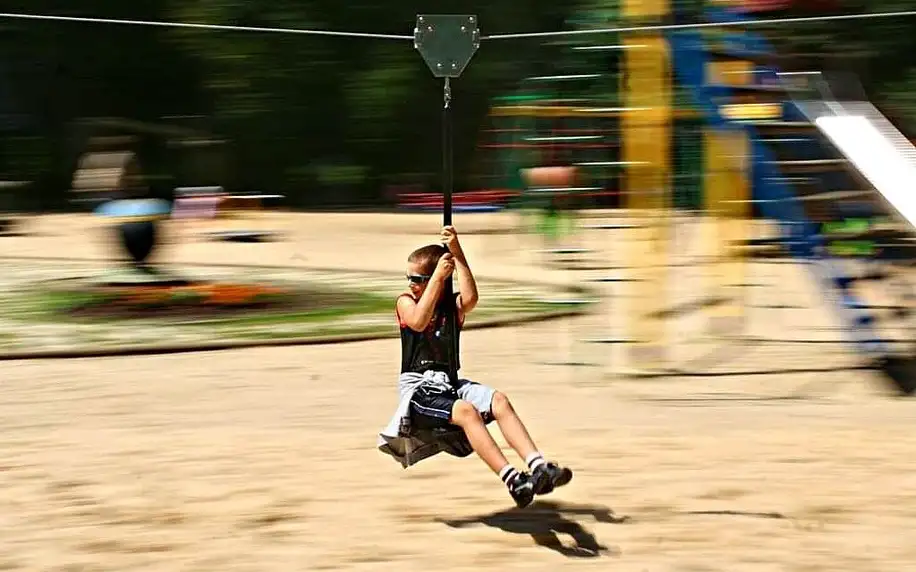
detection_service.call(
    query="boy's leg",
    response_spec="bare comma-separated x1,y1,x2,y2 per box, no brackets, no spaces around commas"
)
409,384,537,507
492,392,541,461
448,399,537,508
457,382,573,495
456,382,538,459
411,385,510,471
448,400,509,474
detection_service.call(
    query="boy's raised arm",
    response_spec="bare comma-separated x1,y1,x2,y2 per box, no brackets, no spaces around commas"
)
398,254,454,331
442,226,479,315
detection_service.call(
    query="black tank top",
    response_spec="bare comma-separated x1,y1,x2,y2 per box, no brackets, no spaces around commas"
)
397,293,462,375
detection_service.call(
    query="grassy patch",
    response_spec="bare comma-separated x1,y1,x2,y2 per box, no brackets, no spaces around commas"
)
0,272,593,354
33,289,119,315
19,284,392,325
20,286,585,327
189,291,393,328
217,323,396,341
209,299,587,342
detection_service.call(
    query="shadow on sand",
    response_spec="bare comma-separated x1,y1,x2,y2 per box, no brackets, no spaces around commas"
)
437,500,629,558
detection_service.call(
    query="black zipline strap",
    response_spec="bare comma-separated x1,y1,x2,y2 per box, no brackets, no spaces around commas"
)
441,77,459,385
443,77,453,226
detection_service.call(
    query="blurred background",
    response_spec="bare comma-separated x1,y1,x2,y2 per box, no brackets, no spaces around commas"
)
4,5,916,568
0,0,913,214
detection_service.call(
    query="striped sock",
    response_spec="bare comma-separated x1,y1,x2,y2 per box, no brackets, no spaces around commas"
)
499,465,519,487
526,452,547,472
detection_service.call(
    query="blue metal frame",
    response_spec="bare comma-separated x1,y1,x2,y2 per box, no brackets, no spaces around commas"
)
665,20,887,356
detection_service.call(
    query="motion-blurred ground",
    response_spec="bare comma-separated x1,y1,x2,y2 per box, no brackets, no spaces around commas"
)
1,212,913,571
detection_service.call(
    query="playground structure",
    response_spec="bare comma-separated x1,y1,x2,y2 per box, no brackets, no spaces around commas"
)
173,187,286,243
70,144,171,268
67,117,286,272
478,0,916,392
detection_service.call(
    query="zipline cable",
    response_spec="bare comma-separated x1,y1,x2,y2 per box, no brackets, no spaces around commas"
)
482,9,916,40
1,9,915,42
0,11,413,40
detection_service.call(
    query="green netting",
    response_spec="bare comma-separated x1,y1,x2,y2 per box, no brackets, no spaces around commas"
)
672,117,703,210
493,94,550,102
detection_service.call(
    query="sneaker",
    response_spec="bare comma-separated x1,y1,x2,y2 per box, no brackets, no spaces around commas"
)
531,462,573,496
507,471,536,508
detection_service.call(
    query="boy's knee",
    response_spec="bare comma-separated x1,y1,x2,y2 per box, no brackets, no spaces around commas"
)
491,391,512,416
451,399,482,426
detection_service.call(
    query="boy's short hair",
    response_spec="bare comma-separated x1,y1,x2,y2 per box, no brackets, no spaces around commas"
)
408,244,447,275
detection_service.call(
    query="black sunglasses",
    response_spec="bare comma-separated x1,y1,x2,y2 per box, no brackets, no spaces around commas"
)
406,274,432,284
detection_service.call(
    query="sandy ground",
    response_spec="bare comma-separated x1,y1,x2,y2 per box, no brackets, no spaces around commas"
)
1,212,915,571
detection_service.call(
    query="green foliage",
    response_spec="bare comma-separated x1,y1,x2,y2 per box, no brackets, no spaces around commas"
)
0,0,914,208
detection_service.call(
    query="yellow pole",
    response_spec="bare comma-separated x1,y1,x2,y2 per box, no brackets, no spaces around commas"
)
703,60,752,337
620,0,672,373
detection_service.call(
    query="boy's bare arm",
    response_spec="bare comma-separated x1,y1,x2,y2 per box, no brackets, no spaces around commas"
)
442,226,479,314
398,254,454,331
454,253,479,314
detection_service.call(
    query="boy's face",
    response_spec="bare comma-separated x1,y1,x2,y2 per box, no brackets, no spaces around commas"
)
406,261,432,297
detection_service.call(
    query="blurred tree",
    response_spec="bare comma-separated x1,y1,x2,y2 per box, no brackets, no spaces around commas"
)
0,0,204,208
837,0,916,112
0,0,914,208
164,0,571,206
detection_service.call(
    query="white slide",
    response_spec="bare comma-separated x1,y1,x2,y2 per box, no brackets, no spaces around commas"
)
782,71,916,229
814,103,916,228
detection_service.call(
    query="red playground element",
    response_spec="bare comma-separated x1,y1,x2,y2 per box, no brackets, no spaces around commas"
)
397,189,520,211
522,166,577,189
719,0,838,12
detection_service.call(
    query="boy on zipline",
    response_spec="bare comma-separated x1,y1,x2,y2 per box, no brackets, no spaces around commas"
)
378,225,572,508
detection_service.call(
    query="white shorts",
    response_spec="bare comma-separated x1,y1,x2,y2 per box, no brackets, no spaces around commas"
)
404,373,496,427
